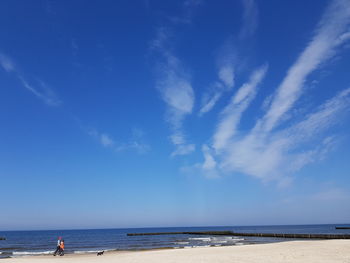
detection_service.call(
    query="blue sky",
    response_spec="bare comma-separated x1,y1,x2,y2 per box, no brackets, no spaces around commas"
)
1,0,350,231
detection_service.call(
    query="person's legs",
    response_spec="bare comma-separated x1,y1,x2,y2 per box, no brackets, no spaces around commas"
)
53,246,60,256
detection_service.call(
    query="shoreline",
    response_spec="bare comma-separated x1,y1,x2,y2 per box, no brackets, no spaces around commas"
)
0,244,243,258
1,240,350,262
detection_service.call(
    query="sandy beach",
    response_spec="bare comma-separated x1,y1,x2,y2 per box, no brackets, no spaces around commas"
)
2,240,350,263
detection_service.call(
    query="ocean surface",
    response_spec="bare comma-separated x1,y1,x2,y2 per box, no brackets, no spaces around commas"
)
1,224,349,258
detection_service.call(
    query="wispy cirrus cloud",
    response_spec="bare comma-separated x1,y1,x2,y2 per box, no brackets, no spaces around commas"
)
18,76,61,106
218,65,235,89
156,47,195,156
199,45,236,116
213,64,268,151
239,0,258,40
168,0,203,25
151,25,195,156
88,129,116,148
199,82,225,115
221,88,349,183
0,53,15,72
88,128,150,154
256,0,350,133
192,0,350,184
151,0,205,155
118,128,151,154
190,65,268,179
199,0,259,116
1,52,148,155
0,53,61,106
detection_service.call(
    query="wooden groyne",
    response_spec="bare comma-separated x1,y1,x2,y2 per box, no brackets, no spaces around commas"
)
229,232,350,239
127,231,350,239
335,227,350,229
127,231,233,236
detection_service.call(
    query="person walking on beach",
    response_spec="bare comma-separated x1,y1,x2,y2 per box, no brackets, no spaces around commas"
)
53,237,61,256
60,239,64,256
59,239,65,256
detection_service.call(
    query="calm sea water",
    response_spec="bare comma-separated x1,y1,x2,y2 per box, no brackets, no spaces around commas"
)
1,224,349,258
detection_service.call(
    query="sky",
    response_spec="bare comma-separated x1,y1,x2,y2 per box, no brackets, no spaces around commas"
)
1,0,350,231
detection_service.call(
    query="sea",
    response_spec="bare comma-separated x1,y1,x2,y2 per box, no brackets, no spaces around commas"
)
1,224,349,258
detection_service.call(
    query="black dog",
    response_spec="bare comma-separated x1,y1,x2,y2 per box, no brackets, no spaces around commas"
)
97,251,104,256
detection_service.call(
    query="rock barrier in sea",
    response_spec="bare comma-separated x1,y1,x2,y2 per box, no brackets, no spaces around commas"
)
127,231,350,239
0,237,5,240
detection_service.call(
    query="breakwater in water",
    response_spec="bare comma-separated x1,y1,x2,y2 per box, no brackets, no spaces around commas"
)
127,231,350,239
0,237,5,240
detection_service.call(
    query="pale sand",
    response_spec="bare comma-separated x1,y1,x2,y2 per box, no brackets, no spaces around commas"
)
2,240,350,263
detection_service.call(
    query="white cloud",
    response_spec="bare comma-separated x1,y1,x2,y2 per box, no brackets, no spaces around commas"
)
199,0,259,117
88,128,150,154
170,133,185,145
257,0,350,133
171,143,195,156
0,53,15,72
158,65,194,115
100,133,115,147
239,0,259,39
199,38,238,116
219,88,350,183
0,53,61,107
181,144,219,178
202,144,217,170
199,59,235,115
149,27,169,51
152,27,195,156
88,129,113,148
169,130,195,156
218,65,235,89
199,93,221,115
169,0,203,25
199,82,224,115
213,64,268,151
115,141,151,154
191,0,350,184
199,0,259,116
125,128,151,154
200,144,219,178
18,76,61,106
290,88,350,140
157,56,195,156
